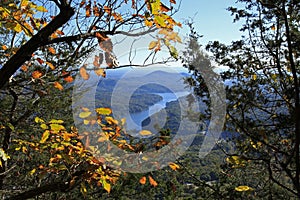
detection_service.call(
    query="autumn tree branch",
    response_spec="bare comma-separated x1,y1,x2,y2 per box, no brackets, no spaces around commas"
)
0,3,75,89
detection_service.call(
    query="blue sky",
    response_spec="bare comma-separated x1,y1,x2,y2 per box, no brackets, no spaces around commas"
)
175,0,243,45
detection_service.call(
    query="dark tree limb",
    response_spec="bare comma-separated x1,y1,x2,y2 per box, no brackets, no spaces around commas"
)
0,4,75,89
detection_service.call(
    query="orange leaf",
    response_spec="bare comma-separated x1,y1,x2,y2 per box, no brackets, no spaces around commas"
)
112,13,123,22
85,4,91,17
2,45,8,50
103,6,111,14
79,65,90,80
139,176,146,185
169,162,180,171
36,58,44,64
21,65,28,72
64,76,74,83
56,30,64,35
46,61,55,70
170,0,176,4
148,175,158,187
48,47,56,54
80,0,85,7
54,81,64,90
94,68,106,77
93,5,100,16
32,70,43,79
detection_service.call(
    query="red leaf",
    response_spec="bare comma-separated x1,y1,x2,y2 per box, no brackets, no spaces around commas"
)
36,58,44,64
170,0,176,4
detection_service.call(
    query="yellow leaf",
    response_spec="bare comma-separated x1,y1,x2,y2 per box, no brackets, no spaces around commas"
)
149,41,158,50
139,130,152,136
40,130,50,143
169,162,180,171
14,23,22,33
105,116,118,125
235,185,254,192
80,182,87,196
29,168,36,175
94,68,106,77
253,74,257,80
36,5,48,12
54,81,64,91
49,119,64,124
102,180,111,193
35,117,45,123
40,124,48,130
79,111,92,118
83,119,89,125
50,124,65,132
121,118,126,126
139,176,146,185
95,108,112,115
148,175,158,187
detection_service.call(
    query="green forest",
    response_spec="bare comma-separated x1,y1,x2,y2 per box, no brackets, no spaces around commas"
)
0,0,299,199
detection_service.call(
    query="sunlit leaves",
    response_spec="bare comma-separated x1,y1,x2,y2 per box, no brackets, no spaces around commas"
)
40,130,50,143
101,179,111,193
35,6,47,12
226,156,247,168
148,175,158,187
95,107,112,115
139,130,152,136
235,185,254,192
79,111,92,118
139,176,158,187
139,176,147,184
32,70,43,79
46,61,55,70
168,162,180,171
53,81,64,91
35,117,45,123
48,47,56,54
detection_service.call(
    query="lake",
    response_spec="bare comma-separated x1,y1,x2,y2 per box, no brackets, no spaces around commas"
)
125,91,190,133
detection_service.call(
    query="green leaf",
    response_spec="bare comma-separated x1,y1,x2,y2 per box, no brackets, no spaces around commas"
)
7,123,14,131
169,46,178,59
